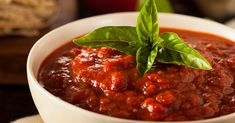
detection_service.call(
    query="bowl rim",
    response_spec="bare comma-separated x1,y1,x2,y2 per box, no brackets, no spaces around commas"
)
27,12,235,123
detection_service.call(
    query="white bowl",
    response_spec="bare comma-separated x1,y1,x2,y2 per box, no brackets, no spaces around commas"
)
27,12,235,123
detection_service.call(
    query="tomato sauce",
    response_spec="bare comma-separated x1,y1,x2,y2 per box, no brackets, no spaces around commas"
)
38,28,235,121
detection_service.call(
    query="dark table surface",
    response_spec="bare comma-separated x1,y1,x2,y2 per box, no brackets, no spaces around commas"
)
2,0,230,123
1,85,38,122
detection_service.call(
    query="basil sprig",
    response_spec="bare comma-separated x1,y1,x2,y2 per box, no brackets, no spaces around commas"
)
74,0,212,76
136,0,159,75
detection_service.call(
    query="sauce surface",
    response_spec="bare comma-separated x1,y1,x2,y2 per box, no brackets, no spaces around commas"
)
39,28,235,121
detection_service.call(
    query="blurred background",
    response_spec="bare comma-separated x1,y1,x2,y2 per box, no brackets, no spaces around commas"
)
1,0,235,122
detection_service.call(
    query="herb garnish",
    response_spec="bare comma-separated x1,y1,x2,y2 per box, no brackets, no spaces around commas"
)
74,0,212,76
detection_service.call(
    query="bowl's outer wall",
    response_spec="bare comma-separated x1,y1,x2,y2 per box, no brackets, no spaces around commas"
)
27,12,235,123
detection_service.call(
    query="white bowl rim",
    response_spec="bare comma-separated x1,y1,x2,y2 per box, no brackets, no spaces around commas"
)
27,12,235,123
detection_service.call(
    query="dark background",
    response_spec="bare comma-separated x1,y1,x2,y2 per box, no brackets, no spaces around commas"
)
1,0,234,123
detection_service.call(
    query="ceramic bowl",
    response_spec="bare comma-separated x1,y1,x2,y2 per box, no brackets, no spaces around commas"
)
27,12,235,123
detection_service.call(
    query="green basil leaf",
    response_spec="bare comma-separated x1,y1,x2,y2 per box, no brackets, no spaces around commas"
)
159,32,212,70
137,41,158,76
73,26,139,55
136,0,159,46
136,47,151,76
146,41,159,71
157,47,185,65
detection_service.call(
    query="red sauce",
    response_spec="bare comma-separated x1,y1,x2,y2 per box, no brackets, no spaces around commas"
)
38,28,235,121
